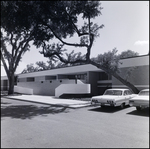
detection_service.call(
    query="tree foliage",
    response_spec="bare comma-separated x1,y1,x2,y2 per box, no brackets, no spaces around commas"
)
120,50,139,59
22,49,139,82
1,1,39,94
21,58,57,73
91,48,121,73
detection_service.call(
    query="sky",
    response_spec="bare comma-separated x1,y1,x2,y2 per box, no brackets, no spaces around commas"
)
1,1,149,76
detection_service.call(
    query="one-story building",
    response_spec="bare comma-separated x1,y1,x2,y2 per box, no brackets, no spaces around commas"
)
1,55,149,97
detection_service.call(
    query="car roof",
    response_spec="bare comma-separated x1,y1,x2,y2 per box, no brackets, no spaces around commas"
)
106,88,129,91
140,89,149,91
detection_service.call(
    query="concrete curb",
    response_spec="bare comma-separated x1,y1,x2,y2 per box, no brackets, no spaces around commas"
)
2,96,92,109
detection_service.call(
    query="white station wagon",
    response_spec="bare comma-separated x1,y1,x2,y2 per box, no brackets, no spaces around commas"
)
91,88,137,108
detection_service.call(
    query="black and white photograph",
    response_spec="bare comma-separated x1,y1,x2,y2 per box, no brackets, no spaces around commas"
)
1,1,149,148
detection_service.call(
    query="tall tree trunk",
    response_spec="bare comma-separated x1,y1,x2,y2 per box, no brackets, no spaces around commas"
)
8,73,15,95
112,72,139,94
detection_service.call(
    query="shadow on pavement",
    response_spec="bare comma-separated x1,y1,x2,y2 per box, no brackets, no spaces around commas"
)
1,104,69,120
89,105,130,113
1,101,12,105
127,108,149,117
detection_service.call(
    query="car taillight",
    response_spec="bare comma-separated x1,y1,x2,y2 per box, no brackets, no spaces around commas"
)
92,99,98,103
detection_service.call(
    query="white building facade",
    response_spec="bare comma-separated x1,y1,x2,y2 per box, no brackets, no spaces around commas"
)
1,55,149,97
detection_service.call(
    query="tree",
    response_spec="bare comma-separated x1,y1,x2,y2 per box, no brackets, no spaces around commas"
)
1,1,86,93
119,50,139,81
21,64,38,74
1,30,34,94
120,50,139,59
1,1,140,94
91,49,139,93
21,56,61,73
31,1,139,93
1,2,102,73
1,1,38,94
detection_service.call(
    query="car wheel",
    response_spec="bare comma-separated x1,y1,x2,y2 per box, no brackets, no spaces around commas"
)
136,106,142,111
120,103,125,109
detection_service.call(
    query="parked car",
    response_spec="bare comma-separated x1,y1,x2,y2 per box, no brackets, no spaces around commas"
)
91,88,137,108
129,89,149,111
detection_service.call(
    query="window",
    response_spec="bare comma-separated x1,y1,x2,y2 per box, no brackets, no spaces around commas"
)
75,74,87,80
127,90,132,95
124,90,132,95
139,90,149,96
124,91,128,95
27,77,34,82
99,72,111,80
45,76,56,80
104,90,122,95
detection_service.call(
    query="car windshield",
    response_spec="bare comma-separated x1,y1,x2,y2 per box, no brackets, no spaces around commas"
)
139,91,149,96
104,90,122,95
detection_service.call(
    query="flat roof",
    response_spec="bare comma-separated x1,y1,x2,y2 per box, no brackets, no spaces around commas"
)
17,64,103,78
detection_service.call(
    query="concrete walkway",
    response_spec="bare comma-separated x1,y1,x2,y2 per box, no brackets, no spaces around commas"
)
3,95,92,109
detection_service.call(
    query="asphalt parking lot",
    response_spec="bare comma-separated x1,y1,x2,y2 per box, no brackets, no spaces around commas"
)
1,97,149,148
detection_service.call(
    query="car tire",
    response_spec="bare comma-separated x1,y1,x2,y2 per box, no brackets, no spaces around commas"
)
136,106,142,111
120,103,125,109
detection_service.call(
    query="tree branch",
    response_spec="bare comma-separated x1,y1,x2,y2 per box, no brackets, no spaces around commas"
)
64,9,90,37
14,38,32,71
43,50,87,64
1,39,12,66
42,21,89,48
93,24,104,33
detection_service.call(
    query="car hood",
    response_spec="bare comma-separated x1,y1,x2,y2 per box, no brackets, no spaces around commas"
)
130,95,149,101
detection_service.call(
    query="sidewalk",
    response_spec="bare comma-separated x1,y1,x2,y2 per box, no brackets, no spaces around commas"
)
3,94,92,109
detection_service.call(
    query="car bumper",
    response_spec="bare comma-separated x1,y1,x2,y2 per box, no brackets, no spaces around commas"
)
129,101,149,108
91,101,115,107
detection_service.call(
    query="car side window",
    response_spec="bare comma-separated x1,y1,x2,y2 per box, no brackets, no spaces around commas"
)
127,90,132,95
124,91,127,95
124,90,132,95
